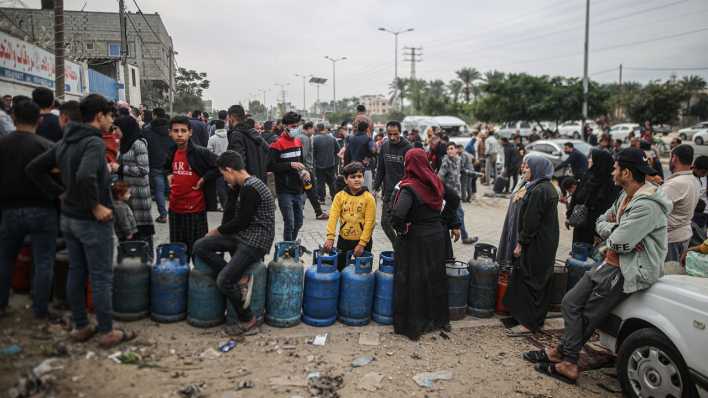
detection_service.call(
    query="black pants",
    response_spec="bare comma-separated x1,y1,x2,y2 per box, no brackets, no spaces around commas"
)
305,186,323,216
505,169,519,193
216,176,229,211
335,237,373,271
193,235,265,322
168,211,208,261
316,167,336,202
558,264,628,364
381,200,396,244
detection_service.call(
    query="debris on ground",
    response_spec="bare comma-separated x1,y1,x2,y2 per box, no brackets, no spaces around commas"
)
0,344,22,356
218,339,238,353
308,373,343,398
108,351,142,365
358,331,380,346
199,347,221,360
358,372,384,391
236,380,254,390
351,355,375,368
412,370,453,388
269,375,308,389
306,372,320,380
178,383,205,398
33,358,64,377
84,351,96,360
8,358,64,398
312,333,328,346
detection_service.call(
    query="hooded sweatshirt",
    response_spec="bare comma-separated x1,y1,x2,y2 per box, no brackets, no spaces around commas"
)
143,117,173,171
596,183,673,293
208,128,229,156
228,122,269,182
373,138,412,202
27,123,113,220
326,186,376,246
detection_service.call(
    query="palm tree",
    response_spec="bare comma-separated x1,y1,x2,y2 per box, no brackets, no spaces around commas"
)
388,78,408,110
456,67,481,102
406,79,427,113
448,80,463,103
680,75,707,115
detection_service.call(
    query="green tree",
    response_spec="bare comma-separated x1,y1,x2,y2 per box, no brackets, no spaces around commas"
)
447,80,463,104
456,67,481,102
689,94,708,120
627,80,684,125
405,79,427,113
389,78,407,109
173,67,210,114
680,75,707,115
248,100,267,119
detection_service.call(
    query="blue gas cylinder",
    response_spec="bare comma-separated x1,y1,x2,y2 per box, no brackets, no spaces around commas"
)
225,260,268,326
467,243,499,318
113,241,150,321
372,251,394,325
265,242,304,328
151,243,189,323
302,250,340,326
566,256,596,292
187,256,225,328
339,251,375,326
446,259,470,321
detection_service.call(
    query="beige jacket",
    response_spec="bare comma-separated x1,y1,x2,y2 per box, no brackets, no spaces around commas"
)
661,170,701,243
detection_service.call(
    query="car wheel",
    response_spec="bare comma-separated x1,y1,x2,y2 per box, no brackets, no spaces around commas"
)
617,328,698,398
680,133,687,140
695,137,703,146
573,131,581,139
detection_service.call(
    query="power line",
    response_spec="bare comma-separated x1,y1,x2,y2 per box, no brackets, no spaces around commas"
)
624,66,708,71
403,46,423,79
130,0,168,49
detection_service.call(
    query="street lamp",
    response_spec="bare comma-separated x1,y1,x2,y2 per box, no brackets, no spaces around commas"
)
324,56,347,112
274,82,290,114
378,27,414,108
257,88,269,119
295,73,313,114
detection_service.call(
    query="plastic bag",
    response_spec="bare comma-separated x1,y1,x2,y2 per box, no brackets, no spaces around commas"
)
685,251,708,278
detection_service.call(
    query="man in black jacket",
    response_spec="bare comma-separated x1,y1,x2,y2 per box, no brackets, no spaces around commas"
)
502,137,521,193
27,94,133,348
0,99,57,319
164,116,219,259
227,105,269,182
555,142,588,180
189,110,210,147
373,121,412,243
142,108,173,223
312,124,339,202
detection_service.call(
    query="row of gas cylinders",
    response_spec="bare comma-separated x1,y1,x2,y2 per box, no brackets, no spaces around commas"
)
107,241,396,328
446,243,599,320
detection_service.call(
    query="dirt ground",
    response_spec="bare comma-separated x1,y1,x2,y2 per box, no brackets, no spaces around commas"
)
1,293,623,398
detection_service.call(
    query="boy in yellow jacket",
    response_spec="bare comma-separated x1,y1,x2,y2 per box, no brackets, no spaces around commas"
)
323,162,376,270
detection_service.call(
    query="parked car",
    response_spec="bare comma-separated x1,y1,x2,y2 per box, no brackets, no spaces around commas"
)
599,274,708,398
402,115,470,143
653,124,673,136
558,121,601,139
609,123,641,141
692,129,708,145
524,139,591,178
497,121,534,139
679,121,708,140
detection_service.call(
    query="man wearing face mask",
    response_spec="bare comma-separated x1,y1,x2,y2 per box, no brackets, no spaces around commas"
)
269,112,307,241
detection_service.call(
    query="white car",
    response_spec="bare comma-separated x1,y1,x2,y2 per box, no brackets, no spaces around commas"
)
692,129,708,145
679,122,708,141
558,121,600,139
599,275,708,398
609,123,640,142
497,121,535,139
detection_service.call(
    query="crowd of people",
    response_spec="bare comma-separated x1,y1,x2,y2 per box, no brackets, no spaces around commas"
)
1,89,705,386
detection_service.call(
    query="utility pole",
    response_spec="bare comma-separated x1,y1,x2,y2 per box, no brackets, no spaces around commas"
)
168,47,174,115
118,0,130,103
403,46,423,80
378,27,414,109
309,77,327,116
581,0,590,133
258,88,268,119
274,82,290,114
295,73,312,114
618,63,623,119
324,56,346,112
54,0,65,100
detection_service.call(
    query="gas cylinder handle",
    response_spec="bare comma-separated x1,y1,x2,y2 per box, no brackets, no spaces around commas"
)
354,255,373,274
117,241,148,263
316,249,338,273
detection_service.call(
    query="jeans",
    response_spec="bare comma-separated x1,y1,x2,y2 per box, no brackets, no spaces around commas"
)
558,264,628,364
461,174,470,201
505,169,519,193
666,240,689,262
316,167,336,202
193,235,265,322
456,206,469,240
277,193,305,241
216,176,229,211
485,154,497,184
305,186,323,217
0,208,58,317
381,199,396,244
363,170,373,190
61,216,115,333
150,169,167,218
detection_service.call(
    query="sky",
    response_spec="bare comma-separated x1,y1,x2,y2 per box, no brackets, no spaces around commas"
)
23,0,708,110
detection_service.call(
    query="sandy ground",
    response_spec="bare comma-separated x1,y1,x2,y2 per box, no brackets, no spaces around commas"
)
1,182,623,397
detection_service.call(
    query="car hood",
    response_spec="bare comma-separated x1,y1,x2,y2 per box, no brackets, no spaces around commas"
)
678,127,695,133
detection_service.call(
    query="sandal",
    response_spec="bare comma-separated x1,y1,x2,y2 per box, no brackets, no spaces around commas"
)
505,325,533,337
534,363,577,385
99,328,136,349
522,349,559,364
70,325,96,343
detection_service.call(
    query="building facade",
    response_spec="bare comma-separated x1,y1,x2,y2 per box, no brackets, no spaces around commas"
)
360,94,391,115
0,3,174,107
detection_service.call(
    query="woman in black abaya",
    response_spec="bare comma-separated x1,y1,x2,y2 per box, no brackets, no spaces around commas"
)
503,155,559,334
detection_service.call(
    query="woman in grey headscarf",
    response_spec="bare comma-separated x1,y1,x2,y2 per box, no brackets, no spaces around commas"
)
498,155,531,268
503,155,559,335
